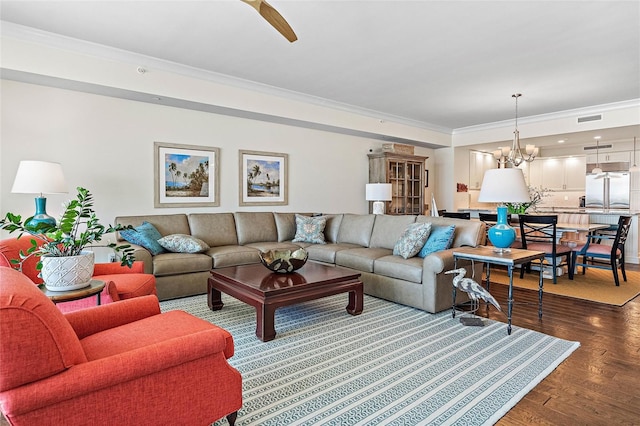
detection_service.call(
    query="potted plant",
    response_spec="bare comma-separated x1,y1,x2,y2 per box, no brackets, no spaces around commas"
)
0,187,135,291
506,186,550,215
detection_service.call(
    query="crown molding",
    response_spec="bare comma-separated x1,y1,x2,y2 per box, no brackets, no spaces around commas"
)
452,98,640,135
1,21,449,135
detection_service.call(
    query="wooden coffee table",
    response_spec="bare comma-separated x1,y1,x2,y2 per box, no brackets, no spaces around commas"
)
208,262,363,341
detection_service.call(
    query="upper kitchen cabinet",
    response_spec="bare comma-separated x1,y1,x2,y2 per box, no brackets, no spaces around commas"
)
586,151,630,164
469,151,496,189
530,156,586,190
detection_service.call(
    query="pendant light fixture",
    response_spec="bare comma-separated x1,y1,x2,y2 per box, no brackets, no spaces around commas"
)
631,137,639,172
493,94,538,167
591,137,603,174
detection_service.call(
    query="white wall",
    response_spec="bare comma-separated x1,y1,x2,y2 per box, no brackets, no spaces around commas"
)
1,80,393,243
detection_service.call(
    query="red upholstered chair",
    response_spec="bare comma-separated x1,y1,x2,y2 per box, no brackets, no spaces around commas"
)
0,237,157,310
0,267,242,425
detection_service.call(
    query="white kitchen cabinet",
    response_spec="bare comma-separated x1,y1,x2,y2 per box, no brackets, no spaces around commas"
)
469,151,495,189
586,151,630,164
531,156,585,190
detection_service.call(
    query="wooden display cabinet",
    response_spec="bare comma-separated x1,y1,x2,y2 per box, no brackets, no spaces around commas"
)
368,152,427,215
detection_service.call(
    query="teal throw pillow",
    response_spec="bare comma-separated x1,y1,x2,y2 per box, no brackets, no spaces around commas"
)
120,221,166,255
418,224,456,258
393,222,432,259
292,214,327,244
158,234,210,253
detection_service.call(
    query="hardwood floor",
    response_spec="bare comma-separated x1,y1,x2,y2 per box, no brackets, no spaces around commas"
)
488,262,640,426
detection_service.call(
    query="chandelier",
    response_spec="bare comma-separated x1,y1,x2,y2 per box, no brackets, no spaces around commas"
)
493,94,538,167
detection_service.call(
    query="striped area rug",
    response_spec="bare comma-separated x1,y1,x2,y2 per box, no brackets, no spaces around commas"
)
160,294,579,426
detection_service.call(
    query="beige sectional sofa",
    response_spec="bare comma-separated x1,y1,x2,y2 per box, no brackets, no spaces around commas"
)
115,212,486,314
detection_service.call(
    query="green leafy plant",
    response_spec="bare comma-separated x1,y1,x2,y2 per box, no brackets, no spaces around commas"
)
0,187,135,271
506,185,550,214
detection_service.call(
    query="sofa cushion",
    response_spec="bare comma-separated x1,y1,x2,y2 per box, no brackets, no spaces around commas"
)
323,214,343,243
234,212,278,246
335,247,392,273
416,215,484,248
292,214,327,244
336,214,376,247
305,243,360,264
208,245,261,268
120,222,166,255
152,252,212,276
245,242,301,253
369,214,417,249
188,213,238,247
274,213,313,242
418,224,456,258
116,214,191,241
158,234,210,253
393,222,432,259
374,255,424,284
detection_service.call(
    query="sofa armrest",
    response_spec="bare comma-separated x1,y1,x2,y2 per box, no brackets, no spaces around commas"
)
0,328,231,416
93,260,144,275
127,245,153,274
64,295,161,339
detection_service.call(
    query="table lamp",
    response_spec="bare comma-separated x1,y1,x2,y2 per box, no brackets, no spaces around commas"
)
477,168,530,252
11,160,68,231
366,183,392,215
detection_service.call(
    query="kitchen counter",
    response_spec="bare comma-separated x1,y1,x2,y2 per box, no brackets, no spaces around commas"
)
536,208,640,215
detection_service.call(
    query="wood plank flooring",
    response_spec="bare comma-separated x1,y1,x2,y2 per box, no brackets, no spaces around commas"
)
488,263,640,426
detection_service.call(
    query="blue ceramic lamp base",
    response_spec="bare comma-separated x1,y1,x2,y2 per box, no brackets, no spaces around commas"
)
487,205,516,253
24,197,57,232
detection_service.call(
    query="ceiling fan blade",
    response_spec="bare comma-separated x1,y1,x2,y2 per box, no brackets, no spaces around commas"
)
241,0,298,42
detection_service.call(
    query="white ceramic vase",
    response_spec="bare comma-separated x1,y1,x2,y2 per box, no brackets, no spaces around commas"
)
41,251,95,291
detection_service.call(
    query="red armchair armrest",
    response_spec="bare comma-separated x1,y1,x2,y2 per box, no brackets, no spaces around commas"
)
93,260,144,275
65,295,161,339
0,328,233,416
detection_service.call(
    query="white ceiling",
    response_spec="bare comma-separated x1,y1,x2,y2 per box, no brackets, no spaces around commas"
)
1,0,639,147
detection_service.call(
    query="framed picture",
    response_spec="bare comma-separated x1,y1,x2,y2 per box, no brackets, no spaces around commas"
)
239,150,288,206
154,142,220,207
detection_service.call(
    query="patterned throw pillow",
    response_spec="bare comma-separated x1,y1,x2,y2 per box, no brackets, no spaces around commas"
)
292,214,327,244
418,224,456,258
158,234,210,253
120,221,166,255
393,222,432,259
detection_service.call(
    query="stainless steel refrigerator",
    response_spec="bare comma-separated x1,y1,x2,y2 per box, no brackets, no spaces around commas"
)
585,172,630,209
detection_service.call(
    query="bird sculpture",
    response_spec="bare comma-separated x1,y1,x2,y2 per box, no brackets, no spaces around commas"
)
445,267,502,313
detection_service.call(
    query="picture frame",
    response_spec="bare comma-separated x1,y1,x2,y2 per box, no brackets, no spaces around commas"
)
154,142,220,208
239,150,288,206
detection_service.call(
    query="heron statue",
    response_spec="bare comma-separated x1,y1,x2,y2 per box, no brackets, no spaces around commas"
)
445,267,502,325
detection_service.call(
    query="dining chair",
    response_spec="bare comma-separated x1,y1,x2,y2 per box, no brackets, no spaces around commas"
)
442,212,471,220
518,214,574,284
572,215,632,286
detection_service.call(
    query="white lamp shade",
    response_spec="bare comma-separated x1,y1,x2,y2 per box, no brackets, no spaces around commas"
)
365,183,392,201
11,161,68,194
477,168,530,203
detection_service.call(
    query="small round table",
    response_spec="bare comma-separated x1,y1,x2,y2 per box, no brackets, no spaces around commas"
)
41,280,106,305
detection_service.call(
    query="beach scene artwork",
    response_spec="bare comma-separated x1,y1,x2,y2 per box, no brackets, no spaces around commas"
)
246,158,281,198
240,151,287,206
155,142,219,207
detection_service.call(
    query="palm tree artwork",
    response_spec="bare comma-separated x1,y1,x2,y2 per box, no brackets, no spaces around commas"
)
246,159,280,197
164,153,209,198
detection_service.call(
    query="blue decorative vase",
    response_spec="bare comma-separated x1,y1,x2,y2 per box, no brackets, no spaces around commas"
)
24,197,57,232
488,206,515,252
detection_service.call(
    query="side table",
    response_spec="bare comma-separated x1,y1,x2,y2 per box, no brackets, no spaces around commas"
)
452,246,544,335
41,280,106,305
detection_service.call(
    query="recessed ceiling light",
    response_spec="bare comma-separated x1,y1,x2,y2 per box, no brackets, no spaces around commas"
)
557,140,565,143
594,136,601,140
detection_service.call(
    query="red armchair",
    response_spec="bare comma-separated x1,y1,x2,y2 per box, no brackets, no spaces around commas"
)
0,237,156,310
0,267,242,425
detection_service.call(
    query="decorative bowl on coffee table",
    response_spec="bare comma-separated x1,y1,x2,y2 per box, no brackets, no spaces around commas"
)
259,248,308,273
